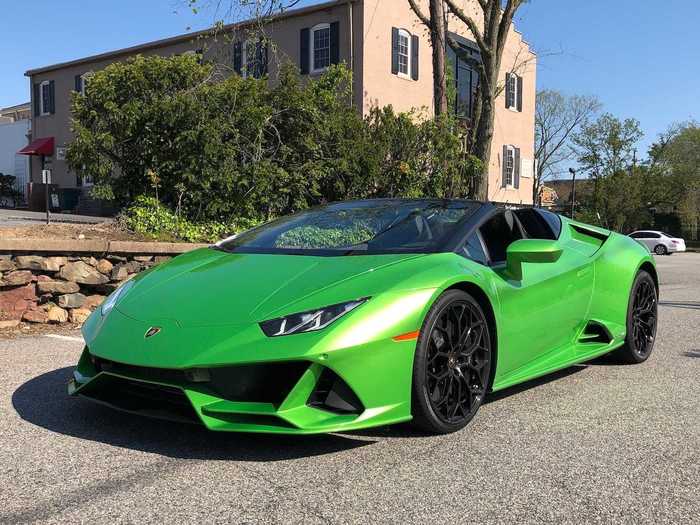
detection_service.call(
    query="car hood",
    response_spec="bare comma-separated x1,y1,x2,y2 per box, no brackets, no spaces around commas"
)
116,248,426,326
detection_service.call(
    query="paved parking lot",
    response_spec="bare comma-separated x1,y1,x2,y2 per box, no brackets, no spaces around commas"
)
1,254,698,524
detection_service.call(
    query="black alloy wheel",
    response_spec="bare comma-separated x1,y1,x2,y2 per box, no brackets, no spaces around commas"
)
616,270,658,364
412,290,492,434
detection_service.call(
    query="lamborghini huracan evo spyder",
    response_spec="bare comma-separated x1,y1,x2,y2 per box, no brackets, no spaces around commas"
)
69,199,659,435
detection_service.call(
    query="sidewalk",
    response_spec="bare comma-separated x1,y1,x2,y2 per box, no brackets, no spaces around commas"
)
0,209,113,226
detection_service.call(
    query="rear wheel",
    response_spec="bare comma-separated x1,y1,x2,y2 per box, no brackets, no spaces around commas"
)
615,271,658,364
654,244,667,255
411,290,492,434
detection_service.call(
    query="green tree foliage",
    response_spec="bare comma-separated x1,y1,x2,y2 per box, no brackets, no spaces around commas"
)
648,123,700,239
570,114,645,231
68,54,479,240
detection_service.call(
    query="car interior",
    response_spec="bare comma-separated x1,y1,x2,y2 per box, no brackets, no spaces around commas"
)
469,208,560,265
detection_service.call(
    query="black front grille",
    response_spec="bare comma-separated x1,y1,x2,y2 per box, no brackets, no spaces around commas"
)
208,362,309,405
81,375,199,424
92,355,309,406
93,358,189,384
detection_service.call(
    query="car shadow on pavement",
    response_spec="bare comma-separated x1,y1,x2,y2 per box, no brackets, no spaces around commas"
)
659,300,700,310
12,367,374,461
349,365,589,439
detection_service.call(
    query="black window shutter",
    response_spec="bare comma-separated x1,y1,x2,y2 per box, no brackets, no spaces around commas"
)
330,21,340,65
502,145,509,187
233,42,242,75
505,73,511,108
516,75,523,112
74,74,82,93
300,28,310,74
391,27,399,75
254,42,268,77
514,147,521,188
262,43,269,76
48,80,56,114
411,34,419,81
33,83,40,116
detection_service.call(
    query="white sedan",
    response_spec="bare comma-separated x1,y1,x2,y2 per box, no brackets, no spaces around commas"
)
629,230,686,255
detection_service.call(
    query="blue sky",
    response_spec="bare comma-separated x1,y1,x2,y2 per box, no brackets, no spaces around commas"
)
2,0,697,155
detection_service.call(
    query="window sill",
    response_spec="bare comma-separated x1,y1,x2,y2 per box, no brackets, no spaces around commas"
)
309,67,329,77
506,106,522,113
395,73,413,82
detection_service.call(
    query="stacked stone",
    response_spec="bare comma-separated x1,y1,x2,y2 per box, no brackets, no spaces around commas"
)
0,254,170,327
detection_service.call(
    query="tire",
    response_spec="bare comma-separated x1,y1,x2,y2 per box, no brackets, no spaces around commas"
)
614,270,658,364
411,289,492,434
654,244,667,256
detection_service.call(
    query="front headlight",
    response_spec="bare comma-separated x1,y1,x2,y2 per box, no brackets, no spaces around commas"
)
259,298,369,337
100,279,135,317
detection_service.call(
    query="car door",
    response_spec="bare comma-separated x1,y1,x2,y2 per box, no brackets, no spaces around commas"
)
477,209,594,377
640,231,660,251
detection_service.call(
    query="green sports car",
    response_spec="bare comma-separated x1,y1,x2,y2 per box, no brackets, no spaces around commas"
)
69,199,658,434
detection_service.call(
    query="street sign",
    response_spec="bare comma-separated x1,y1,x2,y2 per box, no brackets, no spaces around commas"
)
41,169,52,184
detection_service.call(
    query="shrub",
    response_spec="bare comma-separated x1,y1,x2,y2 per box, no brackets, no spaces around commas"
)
118,196,257,243
69,55,481,237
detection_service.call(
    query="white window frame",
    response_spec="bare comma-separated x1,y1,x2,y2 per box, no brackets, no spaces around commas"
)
79,72,93,95
310,23,331,74
396,28,411,79
506,73,519,111
504,145,516,188
39,80,51,116
241,39,254,78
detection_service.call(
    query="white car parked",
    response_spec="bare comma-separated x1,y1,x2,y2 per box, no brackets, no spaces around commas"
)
629,230,686,255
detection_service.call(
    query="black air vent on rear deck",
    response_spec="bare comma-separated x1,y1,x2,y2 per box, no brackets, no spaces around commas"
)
579,321,613,344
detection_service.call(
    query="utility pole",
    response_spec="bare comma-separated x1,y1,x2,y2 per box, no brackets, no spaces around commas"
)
569,167,577,220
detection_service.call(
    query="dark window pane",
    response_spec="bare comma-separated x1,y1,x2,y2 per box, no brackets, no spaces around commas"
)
313,27,331,70
515,209,557,240
218,200,482,255
479,212,524,263
462,233,488,265
536,209,562,238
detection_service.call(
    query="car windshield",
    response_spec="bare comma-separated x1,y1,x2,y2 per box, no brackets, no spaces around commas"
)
217,199,481,255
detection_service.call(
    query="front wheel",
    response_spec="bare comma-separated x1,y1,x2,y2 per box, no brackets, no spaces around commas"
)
411,290,492,434
614,270,658,364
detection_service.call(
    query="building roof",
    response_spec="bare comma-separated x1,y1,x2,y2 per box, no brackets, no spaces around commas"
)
547,178,593,204
25,0,352,77
0,102,30,112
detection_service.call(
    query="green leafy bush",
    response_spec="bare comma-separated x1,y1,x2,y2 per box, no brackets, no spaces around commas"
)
118,196,257,243
69,55,481,239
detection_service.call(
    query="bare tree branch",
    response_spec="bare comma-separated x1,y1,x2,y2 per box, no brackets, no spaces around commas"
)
443,0,490,56
407,0,431,28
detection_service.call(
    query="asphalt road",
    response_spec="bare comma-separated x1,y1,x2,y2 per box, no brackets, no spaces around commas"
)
1,254,698,524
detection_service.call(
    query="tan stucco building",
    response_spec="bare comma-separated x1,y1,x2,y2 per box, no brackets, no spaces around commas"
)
25,0,536,209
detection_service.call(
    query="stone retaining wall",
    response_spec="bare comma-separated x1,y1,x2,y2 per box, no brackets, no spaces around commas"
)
0,241,207,329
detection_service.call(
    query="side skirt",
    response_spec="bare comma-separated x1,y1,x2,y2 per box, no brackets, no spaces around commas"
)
490,340,624,393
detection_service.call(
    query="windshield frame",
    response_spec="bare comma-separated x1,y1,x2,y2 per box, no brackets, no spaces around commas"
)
216,199,487,257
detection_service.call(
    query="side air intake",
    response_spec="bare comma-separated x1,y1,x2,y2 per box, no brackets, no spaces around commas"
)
307,368,364,415
579,321,613,344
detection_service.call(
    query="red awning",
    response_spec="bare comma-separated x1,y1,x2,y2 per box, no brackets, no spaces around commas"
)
18,137,54,156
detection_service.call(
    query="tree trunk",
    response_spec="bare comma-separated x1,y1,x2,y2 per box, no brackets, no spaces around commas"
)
472,91,495,201
429,0,448,116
